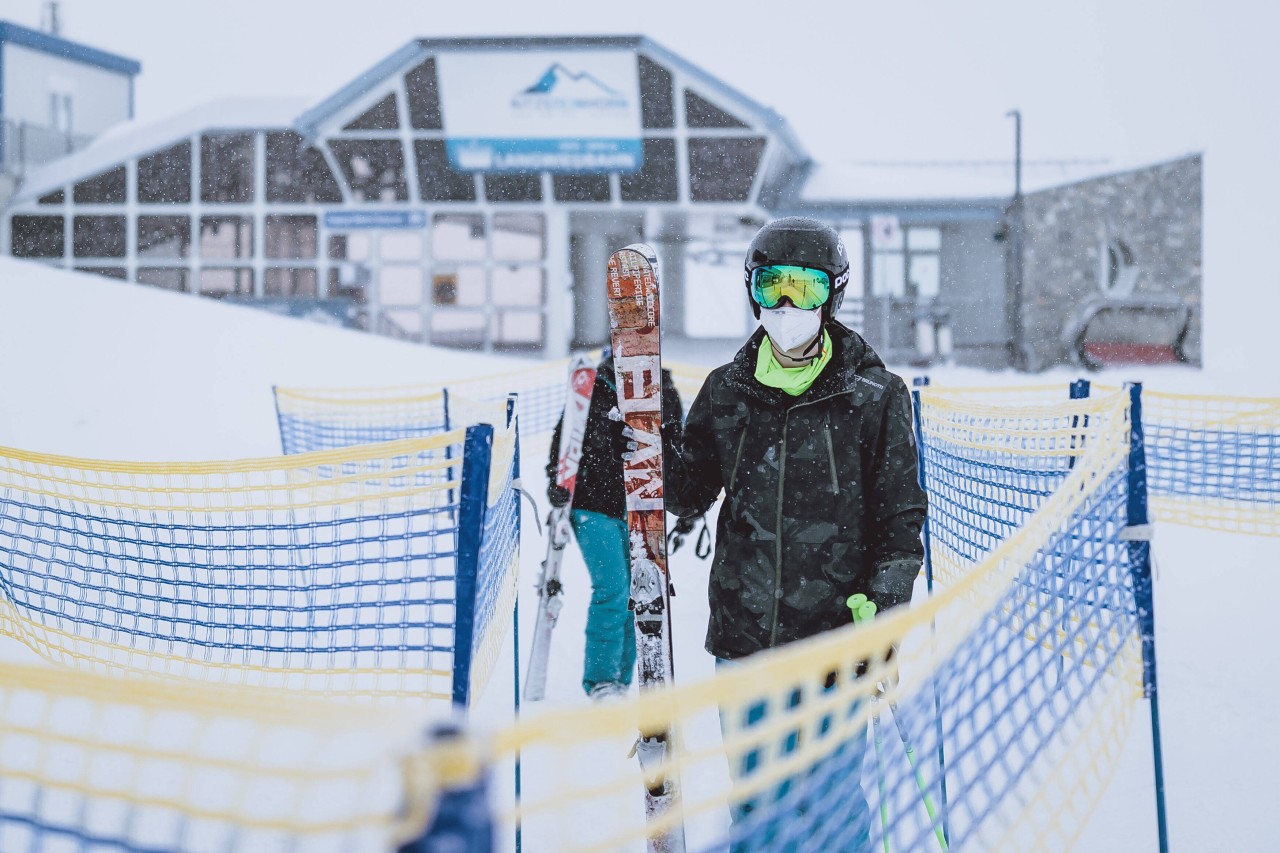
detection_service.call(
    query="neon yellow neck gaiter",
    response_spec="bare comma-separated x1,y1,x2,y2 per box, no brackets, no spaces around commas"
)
755,330,833,396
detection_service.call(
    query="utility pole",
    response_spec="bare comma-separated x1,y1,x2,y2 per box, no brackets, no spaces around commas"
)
1005,109,1026,370
43,2,62,36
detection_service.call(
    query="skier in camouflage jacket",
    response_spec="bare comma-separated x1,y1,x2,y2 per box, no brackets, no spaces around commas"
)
663,219,927,661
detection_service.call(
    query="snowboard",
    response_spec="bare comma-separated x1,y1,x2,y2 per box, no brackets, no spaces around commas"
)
606,243,686,853
524,353,597,702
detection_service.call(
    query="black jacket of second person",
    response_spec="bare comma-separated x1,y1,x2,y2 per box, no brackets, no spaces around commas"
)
546,355,684,521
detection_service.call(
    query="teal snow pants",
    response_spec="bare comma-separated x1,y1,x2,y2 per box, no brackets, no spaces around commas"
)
570,509,636,695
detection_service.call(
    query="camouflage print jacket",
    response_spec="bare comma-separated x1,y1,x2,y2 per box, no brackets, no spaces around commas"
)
664,322,927,660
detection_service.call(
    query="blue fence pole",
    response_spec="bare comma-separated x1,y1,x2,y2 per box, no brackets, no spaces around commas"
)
1125,383,1170,853
910,375,949,846
453,424,493,708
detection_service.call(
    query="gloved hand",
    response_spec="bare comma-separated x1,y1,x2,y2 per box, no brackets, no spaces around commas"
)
667,516,697,553
547,482,571,508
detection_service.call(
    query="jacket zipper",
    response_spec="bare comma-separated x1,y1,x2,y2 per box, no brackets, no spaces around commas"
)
768,389,857,647
824,429,840,494
729,428,748,492
771,416,788,646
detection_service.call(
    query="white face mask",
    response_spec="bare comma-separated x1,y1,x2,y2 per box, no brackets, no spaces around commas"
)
759,305,822,354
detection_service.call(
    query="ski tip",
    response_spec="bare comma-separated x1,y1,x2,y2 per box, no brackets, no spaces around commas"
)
617,243,659,263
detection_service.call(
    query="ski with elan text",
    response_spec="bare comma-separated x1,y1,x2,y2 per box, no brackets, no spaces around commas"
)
524,353,597,702
606,243,686,853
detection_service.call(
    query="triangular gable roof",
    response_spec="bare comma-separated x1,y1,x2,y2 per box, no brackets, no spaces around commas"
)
294,36,809,165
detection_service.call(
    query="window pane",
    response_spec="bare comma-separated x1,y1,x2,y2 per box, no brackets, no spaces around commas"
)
414,139,476,202
73,166,126,204
200,216,253,259
328,267,367,306
264,268,318,297
638,55,674,129
38,190,65,205
10,215,64,258
266,132,343,204
264,215,317,259
872,252,905,298
484,173,542,202
138,216,191,258
908,227,941,251
201,134,255,203
429,310,485,349
688,137,765,202
684,90,748,129
449,266,487,306
379,266,423,306
491,266,543,307
199,268,253,298
432,214,485,261
381,308,423,341
552,174,611,202
492,311,543,348
138,142,192,203
73,216,126,258
329,140,408,202
137,268,189,291
838,228,865,299
380,232,422,262
343,93,399,131
620,138,677,202
492,213,543,261
74,267,127,280
909,254,941,301
405,58,443,130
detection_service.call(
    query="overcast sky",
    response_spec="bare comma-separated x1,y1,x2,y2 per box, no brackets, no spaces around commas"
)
4,0,1278,354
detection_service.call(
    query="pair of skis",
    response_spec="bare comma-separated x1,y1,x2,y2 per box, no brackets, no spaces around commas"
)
522,244,685,852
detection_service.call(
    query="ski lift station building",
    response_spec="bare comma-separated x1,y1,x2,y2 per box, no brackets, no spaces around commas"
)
1,28,1202,371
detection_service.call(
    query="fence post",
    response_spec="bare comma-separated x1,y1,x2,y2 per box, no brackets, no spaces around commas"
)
398,721,494,853
1125,383,1170,853
909,374,949,846
507,395,523,853
453,424,493,707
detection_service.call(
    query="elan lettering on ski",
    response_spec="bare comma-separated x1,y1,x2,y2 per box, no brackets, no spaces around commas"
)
606,244,686,853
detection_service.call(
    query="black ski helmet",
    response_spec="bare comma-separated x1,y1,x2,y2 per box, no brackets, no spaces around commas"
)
744,217,850,321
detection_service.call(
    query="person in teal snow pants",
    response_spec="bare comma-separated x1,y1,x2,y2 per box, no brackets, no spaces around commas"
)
546,354,691,700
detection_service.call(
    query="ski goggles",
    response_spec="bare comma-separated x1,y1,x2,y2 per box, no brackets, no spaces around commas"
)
749,265,832,310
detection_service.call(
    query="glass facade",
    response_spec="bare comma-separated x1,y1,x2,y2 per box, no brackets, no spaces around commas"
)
0,39,910,355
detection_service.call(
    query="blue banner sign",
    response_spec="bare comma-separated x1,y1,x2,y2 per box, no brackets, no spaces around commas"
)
324,211,427,230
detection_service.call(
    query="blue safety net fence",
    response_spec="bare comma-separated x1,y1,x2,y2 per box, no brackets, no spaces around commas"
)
0,414,514,707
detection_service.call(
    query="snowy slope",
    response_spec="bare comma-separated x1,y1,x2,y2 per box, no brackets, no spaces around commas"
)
0,258,1275,851
0,258,529,460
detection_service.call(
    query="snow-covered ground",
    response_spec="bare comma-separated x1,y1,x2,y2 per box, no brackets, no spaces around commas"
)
1,257,1276,851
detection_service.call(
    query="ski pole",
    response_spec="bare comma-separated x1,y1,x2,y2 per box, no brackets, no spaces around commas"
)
887,700,948,851
872,695,890,853
848,594,947,851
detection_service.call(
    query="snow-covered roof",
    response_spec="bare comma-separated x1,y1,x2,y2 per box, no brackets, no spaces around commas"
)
798,153,1200,205
12,98,309,205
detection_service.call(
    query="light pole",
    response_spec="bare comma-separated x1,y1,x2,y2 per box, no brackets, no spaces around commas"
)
1005,109,1026,369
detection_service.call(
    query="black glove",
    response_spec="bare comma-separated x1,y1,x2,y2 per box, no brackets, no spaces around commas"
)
667,516,697,553
547,483,571,508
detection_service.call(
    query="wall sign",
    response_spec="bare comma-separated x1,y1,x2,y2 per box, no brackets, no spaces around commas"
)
437,50,643,173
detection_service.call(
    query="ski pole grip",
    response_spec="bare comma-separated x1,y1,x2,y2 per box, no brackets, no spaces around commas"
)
846,594,877,625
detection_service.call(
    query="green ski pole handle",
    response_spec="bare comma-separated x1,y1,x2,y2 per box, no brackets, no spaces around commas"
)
846,593,878,625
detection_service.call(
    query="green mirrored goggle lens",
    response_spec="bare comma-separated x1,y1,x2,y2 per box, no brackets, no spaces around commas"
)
749,265,832,310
